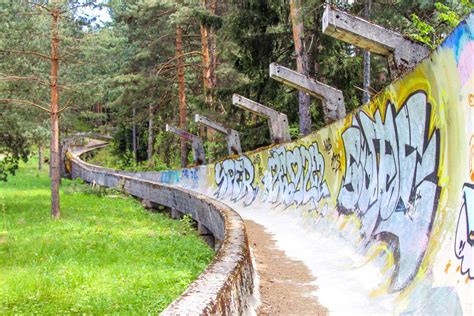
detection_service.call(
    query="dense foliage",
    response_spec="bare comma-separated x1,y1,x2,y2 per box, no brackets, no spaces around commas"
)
1,0,472,171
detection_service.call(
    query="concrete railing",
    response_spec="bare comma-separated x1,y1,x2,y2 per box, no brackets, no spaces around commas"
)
64,143,257,315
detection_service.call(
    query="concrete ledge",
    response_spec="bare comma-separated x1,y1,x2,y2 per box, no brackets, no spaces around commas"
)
64,143,256,315
322,5,430,78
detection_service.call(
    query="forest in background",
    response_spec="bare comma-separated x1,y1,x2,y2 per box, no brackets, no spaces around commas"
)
2,0,473,176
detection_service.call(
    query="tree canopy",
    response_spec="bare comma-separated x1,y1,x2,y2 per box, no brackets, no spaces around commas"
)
1,0,472,174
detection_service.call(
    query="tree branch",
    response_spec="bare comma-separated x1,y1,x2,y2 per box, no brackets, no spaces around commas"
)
64,1,106,13
27,1,51,12
0,50,50,60
0,99,51,113
0,73,71,90
0,75,38,81
58,99,72,113
156,51,203,74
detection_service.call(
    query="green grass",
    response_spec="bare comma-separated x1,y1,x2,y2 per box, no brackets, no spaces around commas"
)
84,146,123,170
0,158,214,314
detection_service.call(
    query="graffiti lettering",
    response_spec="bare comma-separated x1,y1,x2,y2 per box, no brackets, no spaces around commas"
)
262,143,330,207
214,156,258,206
337,91,441,291
331,153,341,172
323,137,332,152
455,184,474,279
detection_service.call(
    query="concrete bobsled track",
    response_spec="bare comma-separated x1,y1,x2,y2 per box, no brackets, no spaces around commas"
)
65,12,474,315
66,142,258,315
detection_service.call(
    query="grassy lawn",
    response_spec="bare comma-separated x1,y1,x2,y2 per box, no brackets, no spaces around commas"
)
0,158,214,313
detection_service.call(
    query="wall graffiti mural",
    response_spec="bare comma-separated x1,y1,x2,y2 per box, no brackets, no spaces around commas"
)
261,143,330,207
337,91,441,290
214,156,258,206
171,12,472,314
455,184,474,279
211,92,443,291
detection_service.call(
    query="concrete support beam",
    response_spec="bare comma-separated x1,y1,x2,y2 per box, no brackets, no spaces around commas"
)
232,94,291,144
195,114,242,155
170,208,183,219
322,5,430,78
270,63,346,122
198,222,216,249
165,124,206,165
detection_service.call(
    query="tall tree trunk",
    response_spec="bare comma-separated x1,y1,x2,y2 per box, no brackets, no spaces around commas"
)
132,106,137,163
176,25,187,168
147,104,154,165
38,145,43,171
200,0,218,146
200,23,211,105
95,103,102,126
362,0,372,104
208,0,218,96
200,0,217,109
199,20,210,140
50,6,60,219
289,0,312,135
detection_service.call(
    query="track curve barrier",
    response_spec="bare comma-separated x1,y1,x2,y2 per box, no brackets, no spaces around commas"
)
65,143,256,315
105,13,472,314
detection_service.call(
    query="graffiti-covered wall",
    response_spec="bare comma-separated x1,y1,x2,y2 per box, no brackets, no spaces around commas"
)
155,12,474,315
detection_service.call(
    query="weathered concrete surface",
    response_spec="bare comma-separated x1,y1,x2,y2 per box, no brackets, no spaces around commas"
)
165,124,206,165
233,94,291,144
270,63,346,122
132,12,474,315
322,5,430,78
195,114,242,155
65,146,257,315
244,220,328,315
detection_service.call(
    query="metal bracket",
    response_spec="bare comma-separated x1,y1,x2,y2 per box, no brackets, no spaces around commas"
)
165,124,206,165
195,114,242,155
270,63,346,123
232,94,291,144
322,5,430,78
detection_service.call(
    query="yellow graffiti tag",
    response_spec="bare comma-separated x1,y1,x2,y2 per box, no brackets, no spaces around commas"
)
469,93,474,107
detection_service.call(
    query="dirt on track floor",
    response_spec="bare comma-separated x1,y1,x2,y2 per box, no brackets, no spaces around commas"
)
244,220,328,316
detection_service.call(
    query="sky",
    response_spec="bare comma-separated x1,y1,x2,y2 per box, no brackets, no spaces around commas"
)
76,1,112,27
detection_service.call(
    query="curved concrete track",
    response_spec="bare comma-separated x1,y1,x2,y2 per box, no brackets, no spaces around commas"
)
66,142,257,315
66,12,474,316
